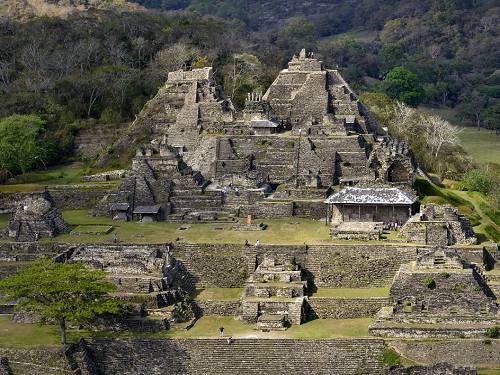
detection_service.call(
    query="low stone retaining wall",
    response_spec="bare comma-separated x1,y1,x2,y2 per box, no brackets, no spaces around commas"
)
308,297,389,319
0,186,110,212
370,325,490,339
195,300,240,316
390,339,500,367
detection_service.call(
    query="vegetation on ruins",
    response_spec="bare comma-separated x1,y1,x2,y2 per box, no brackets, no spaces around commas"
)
485,326,499,339
0,259,129,344
423,276,436,289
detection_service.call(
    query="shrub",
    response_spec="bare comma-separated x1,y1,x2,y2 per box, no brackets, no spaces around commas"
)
423,276,435,289
441,272,450,278
100,107,122,124
461,168,497,195
485,326,499,338
382,347,402,366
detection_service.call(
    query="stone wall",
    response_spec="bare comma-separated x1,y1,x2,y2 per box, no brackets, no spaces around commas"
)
0,347,71,375
306,245,418,288
87,338,385,375
173,243,248,288
0,186,110,213
307,297,389,319
194,300,240,316
390,339,500,367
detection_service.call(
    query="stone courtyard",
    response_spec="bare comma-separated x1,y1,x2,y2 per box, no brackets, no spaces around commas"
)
0,49,498,375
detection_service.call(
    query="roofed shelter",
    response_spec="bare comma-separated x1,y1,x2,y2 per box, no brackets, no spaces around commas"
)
133,205,161,222
325,187,417,225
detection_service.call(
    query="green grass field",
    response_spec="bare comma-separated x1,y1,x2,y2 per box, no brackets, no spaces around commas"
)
52,209,418,246
458,128,500,166
311,287,389,298
0,162,119,193
0,314,371,344
0,315,60,346
194,288,244,301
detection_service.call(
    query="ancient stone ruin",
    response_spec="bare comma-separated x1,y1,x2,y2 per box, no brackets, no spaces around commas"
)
0,49,497,375
4,191,70,242
241,253,307,330
400,204,477,245
370,248,497,337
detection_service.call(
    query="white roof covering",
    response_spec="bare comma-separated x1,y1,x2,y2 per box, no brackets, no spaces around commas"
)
250,119,278,128
325,187,417,205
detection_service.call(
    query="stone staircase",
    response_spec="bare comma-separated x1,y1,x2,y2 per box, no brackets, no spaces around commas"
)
241,254,307,330
88,338,385,375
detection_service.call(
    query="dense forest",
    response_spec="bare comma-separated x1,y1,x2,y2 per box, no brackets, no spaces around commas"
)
0,0,498,176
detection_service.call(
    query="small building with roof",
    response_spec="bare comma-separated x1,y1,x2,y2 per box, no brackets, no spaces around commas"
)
133,205,162,222
249,119,279,135
110,203,130,221
325,187,418,225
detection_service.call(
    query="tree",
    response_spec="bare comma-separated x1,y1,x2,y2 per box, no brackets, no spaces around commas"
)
0,259,128,345
382,67,424,106
0,114,49,176
423,114,462,158
482,104,500,132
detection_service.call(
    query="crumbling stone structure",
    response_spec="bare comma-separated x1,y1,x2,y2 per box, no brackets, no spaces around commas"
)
95,49,417,222
3,191,70,242
241,253,307,330
370,248,498,338
368,139,416,186
68,244,196,330
400,204,477,246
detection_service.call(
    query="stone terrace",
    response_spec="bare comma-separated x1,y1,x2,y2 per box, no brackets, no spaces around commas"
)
87,338,385,375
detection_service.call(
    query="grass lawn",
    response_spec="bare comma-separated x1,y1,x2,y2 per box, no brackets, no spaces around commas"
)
287,318,371,339
157,316,371,339
0,214,9,228
194,288,244,301
54,209,418,246
458,127,500,166
311,287,389,298
0,162,119,193
0,315,60,346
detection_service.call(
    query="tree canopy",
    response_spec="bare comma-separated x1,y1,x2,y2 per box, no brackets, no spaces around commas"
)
0,114,49,176
0,259,128,344
381,67,424,107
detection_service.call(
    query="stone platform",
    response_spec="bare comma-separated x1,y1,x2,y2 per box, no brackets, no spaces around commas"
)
330,221,383,240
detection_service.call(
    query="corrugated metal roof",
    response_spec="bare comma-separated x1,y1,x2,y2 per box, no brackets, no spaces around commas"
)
325,187,417,205
133,205,161,214
250,119,278,128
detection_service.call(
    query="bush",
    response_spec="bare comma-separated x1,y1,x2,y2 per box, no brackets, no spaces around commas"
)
423,276,435,289
382,347,402,366
461,168,497,195
485,326,499,339
441,272,450,278
100,107,122,124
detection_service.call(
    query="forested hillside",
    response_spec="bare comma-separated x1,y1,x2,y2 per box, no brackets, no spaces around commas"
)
0,0,498,177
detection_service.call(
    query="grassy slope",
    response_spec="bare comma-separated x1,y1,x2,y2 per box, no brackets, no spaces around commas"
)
415,177,498,243
458,128,500,166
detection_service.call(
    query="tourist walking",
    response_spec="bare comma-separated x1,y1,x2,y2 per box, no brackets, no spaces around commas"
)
219,326,224,337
